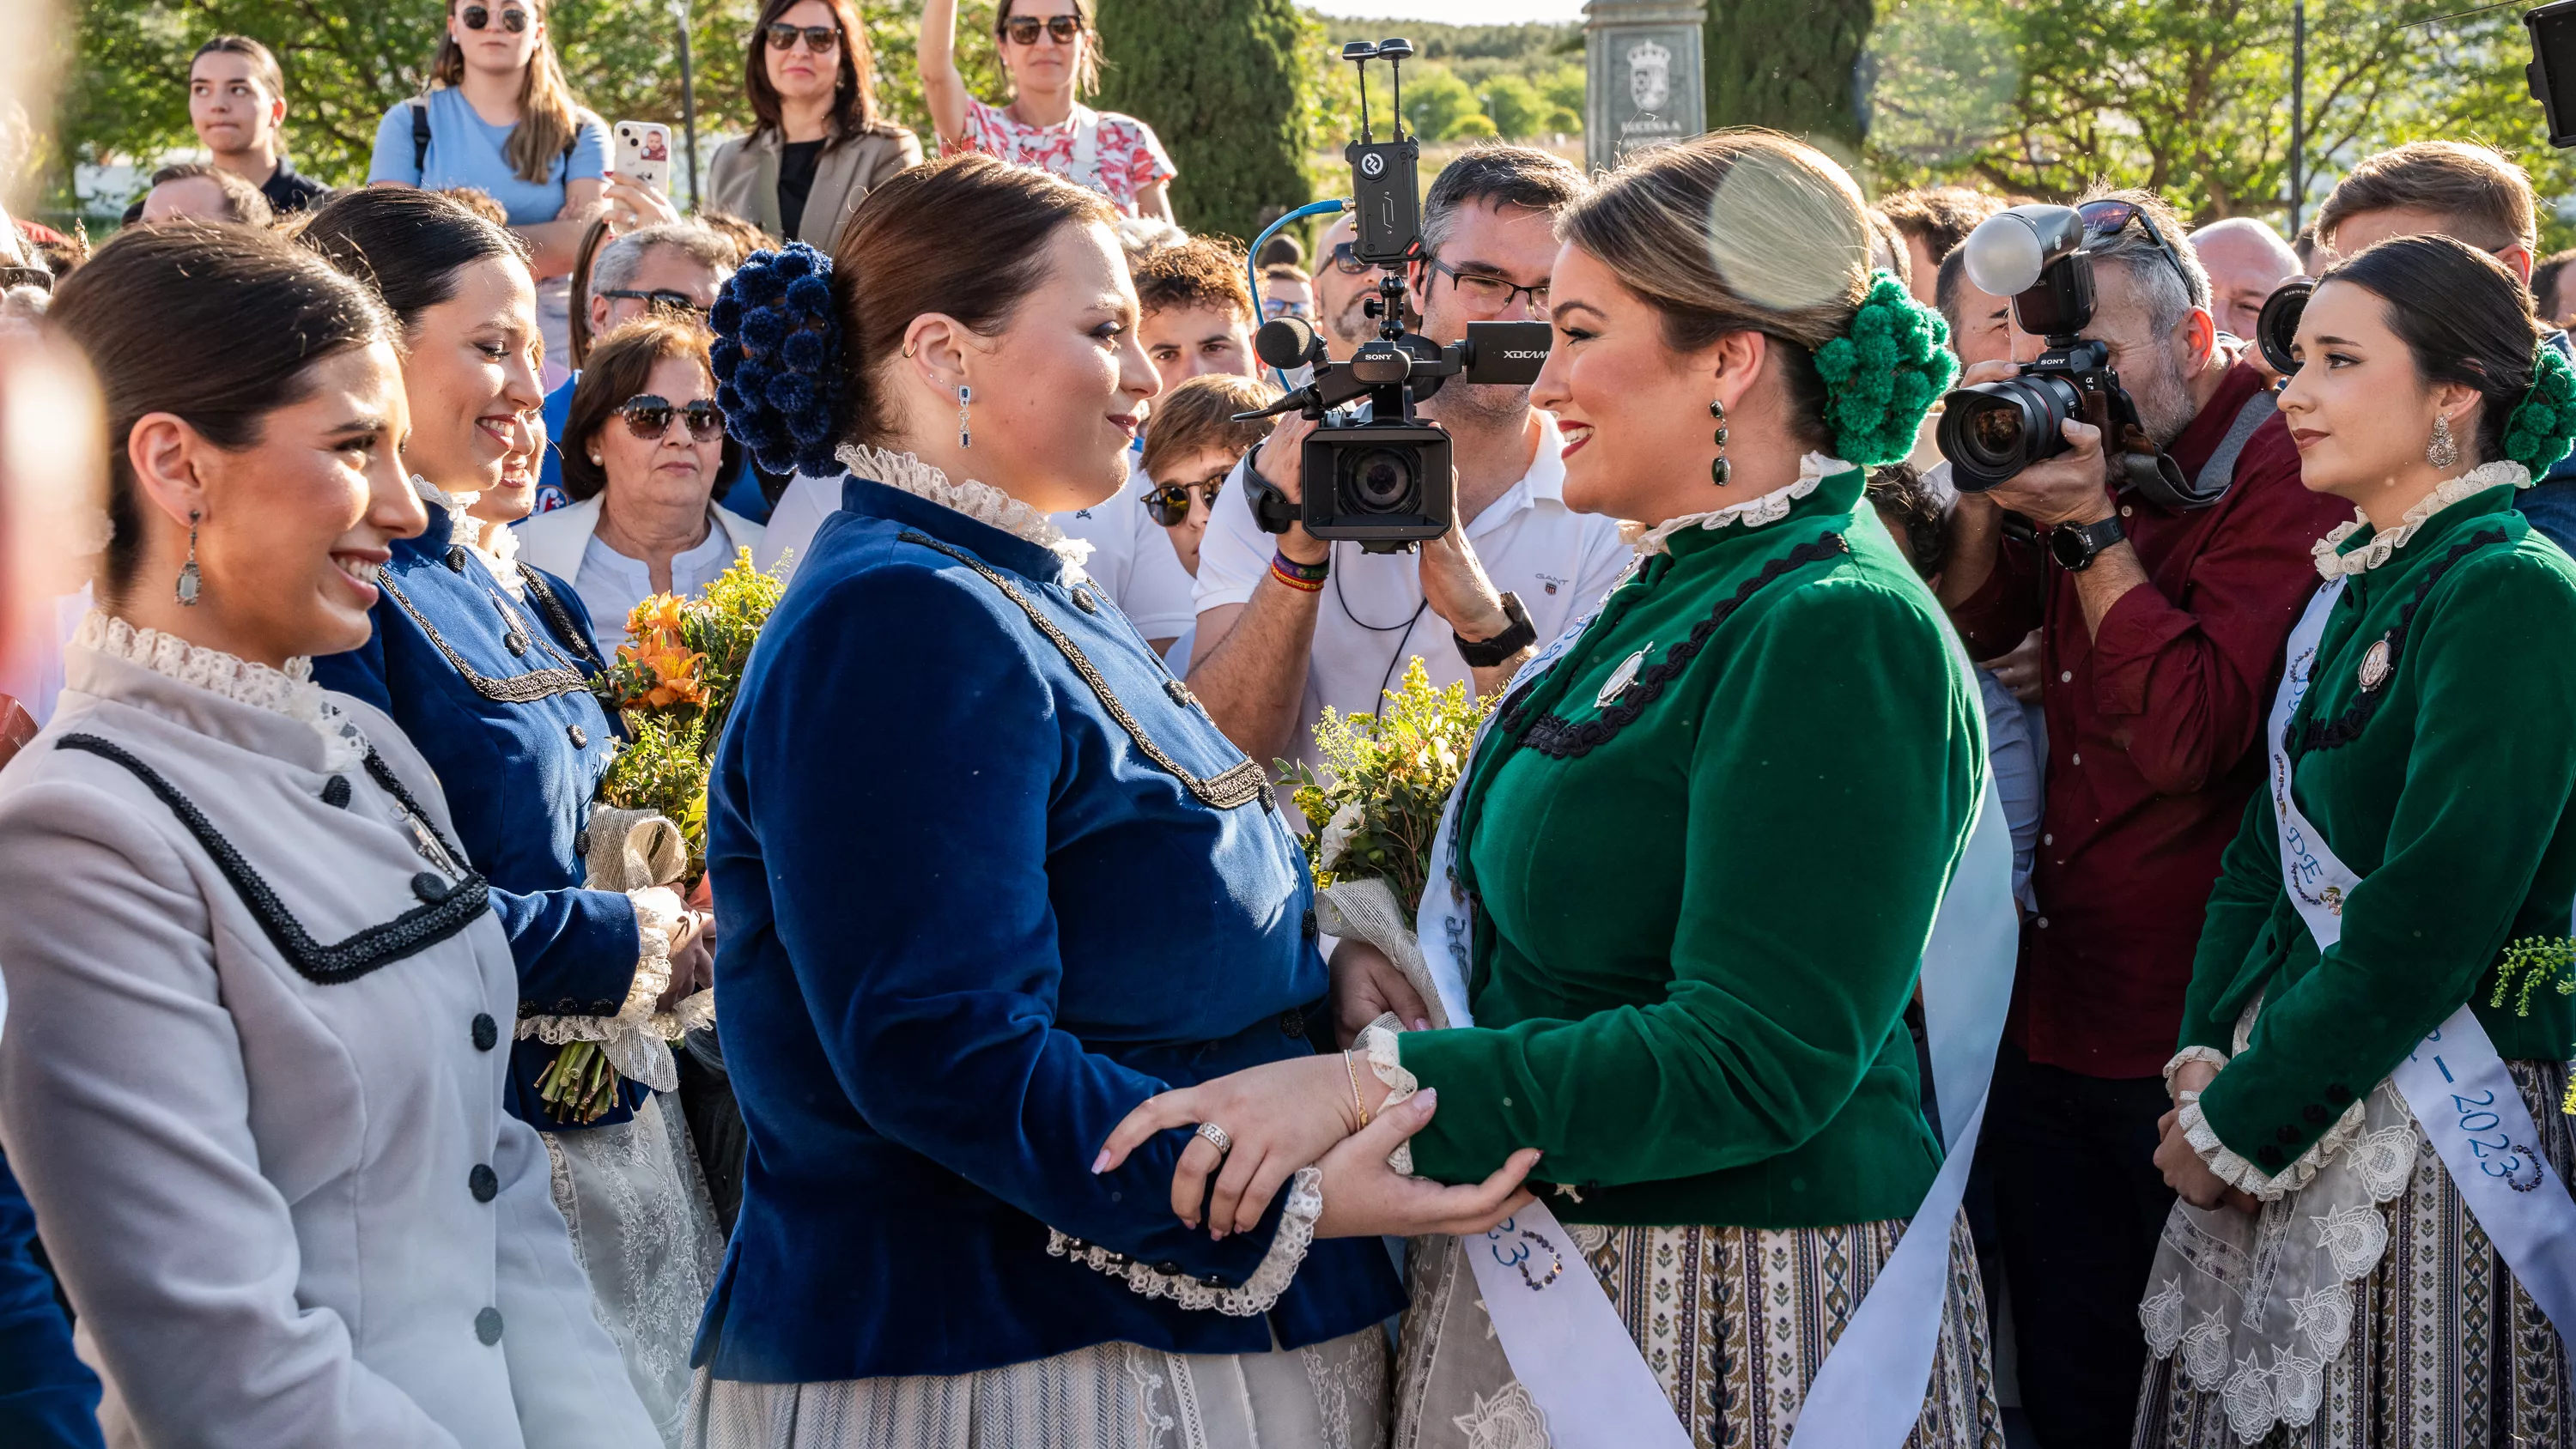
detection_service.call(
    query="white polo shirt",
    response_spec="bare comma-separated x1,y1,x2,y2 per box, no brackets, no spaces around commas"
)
1192,410,1632,785
1050,458,1198,642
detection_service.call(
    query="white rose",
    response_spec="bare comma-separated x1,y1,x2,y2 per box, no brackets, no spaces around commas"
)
1319,801,1365,870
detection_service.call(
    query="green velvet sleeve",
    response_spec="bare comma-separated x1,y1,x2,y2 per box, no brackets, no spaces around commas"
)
2199,550,2576,1165
1399,578,1980,1186
2177,785,2282,1057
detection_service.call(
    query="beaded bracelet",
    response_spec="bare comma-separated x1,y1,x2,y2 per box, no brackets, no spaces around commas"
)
1270,550,1329,593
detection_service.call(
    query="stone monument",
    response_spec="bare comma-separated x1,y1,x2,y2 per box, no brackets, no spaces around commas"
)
1584,0,1708,173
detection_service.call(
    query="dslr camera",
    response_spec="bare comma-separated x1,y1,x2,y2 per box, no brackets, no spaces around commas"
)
1936,204,2217,510
1235,39,1552,553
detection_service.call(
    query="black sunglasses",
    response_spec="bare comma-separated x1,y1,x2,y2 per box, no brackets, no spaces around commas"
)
1327,241,1372,276
1142,470,1226,526
2077,199,2190,291
764,21,840,52
616,394,724,441
0,266,51,294
598,288,708,318
460,5,530,33
1000,14,1083,45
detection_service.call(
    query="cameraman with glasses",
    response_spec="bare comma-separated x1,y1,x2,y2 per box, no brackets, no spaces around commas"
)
1187,145,1632,804
1934,188,2350,1449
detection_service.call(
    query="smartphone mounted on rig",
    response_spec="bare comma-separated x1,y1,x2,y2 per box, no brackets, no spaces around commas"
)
1234,39,1552,552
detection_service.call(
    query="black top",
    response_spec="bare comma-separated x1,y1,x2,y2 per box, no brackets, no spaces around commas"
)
261,162,328,215
776,140,825,241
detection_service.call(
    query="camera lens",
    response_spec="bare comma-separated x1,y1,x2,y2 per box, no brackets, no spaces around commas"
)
1936,374,2081,490
1345,446,1419,514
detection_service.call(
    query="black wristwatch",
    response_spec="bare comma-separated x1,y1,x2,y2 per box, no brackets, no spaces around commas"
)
2048,515,2126,573
1455,591,1538,667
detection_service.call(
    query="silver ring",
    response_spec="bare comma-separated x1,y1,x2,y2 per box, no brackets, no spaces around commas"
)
1194,1121,1232,1155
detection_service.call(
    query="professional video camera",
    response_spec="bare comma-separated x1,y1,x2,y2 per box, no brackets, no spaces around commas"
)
1233,39,1553,553
1935,204,2221,508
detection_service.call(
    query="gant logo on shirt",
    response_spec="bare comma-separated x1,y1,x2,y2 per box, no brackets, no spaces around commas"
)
1534,572,1568,596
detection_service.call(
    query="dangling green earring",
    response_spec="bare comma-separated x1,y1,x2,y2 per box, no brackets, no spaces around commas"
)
1710,398,1731,487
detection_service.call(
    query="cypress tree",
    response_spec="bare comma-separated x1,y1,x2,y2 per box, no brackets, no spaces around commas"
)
1703,0,1874,149
1093,0,1319,236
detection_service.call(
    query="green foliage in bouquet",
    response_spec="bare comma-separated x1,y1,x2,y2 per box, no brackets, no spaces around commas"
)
1278,658,1494,928
2490,936,2576,1114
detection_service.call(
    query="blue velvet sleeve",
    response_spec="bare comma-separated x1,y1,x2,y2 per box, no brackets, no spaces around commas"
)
732,560,1285,1283
0,1154,104,1449
488,884,645,1011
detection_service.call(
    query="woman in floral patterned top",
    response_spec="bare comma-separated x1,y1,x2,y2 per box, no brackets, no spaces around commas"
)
917,0,1176,221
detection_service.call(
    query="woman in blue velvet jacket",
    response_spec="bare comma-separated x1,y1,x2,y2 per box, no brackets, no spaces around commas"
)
689,156,1536,1446
301,189,721,1442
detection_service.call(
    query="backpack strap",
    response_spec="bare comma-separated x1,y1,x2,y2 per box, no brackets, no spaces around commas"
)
411,98,432,176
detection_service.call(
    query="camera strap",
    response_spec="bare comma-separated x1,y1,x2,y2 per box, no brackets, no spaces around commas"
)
2192,387,2279,498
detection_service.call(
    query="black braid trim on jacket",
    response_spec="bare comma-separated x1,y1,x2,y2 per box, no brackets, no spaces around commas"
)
55,734,491,985
2292,528,2505,757
1516,533,1851,761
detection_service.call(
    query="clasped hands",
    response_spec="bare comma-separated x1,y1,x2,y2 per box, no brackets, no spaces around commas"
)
2154,1058,2259,1215
1091,942,1537,1244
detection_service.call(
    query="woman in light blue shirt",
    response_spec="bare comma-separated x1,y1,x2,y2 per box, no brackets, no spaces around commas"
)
369,0,611,373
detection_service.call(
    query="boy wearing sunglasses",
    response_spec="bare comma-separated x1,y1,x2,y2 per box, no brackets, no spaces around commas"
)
1135,376,1278,667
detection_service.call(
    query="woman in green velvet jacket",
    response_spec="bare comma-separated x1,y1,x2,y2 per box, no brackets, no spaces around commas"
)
1099,133,2001,1449
2136,235,2576,1449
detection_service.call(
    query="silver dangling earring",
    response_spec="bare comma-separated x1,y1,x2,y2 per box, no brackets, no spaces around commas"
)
2427,415,2460,470
176,511,202,606
957,385,973,450
1709,398,1731,487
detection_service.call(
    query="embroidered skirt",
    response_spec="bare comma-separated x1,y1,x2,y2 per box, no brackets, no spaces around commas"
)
544,1091,728,1448
2133,1058,2574,1449
1392,1211,2002,1449
682,1328,1388,1449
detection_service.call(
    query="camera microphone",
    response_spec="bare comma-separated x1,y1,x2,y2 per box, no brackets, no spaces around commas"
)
1255,316,1322,373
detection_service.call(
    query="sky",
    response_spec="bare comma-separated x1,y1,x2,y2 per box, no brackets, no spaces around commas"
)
1307,0,1589,26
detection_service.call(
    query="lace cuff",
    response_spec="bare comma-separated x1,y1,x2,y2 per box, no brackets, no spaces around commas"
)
1044,1166,1321,1316
2178,1086,2370,1202
1354,1018,1421,1174
2162,1046,2229,1092
513,885,693,1093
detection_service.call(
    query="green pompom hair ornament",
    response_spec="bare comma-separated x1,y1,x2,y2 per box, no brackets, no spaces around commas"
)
2502,343,2576,479
1814,271,1960,468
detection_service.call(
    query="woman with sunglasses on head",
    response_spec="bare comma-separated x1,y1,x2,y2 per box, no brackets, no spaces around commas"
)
519,317,762,654
299,188,721,1447
368,0,613,380
0,221,656,1449
706,0,920,250
918,0,1175,221
2134,234,2576,1448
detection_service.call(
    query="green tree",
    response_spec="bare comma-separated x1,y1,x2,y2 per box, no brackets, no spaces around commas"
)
1704,0,1874,149
1480,73,1542,139
1092,0,1321,235
1538,62,1583,133
1399,63,1481,142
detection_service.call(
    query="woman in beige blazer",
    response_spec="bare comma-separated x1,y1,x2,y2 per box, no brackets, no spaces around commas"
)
705,0,921,248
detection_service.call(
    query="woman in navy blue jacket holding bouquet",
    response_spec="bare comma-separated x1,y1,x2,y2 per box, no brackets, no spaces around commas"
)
689,155,1536,1447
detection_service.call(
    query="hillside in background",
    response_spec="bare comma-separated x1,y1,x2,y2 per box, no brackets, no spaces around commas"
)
1314,16,1585,142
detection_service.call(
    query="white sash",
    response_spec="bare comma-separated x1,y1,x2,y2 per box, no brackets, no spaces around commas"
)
1412,624,2018,1448
2263,578,2576,1367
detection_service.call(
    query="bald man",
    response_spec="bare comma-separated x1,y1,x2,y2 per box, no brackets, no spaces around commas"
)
1311,212,1376,361
2188,216,2301,342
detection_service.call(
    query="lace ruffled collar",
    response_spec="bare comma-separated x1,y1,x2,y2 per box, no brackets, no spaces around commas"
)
412,476,524,598
836,444,1093,582
1623,452,1853,555
72,611,368,771
2312,460,2529,580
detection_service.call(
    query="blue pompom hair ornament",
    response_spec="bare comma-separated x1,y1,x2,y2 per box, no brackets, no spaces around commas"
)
709,241,844,478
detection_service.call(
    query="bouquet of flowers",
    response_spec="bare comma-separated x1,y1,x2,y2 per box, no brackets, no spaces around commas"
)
536,548,785,1124
1279,659,1493,1028
2490,937,2576,1114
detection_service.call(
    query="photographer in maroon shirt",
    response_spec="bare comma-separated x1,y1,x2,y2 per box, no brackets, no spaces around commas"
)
1937,189,2348,1447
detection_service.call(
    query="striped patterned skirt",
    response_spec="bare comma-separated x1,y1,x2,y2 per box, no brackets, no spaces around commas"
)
1392,1211,2003,1449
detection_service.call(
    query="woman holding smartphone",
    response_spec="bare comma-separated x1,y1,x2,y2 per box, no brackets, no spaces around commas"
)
917,0,1176,221
706,0,921,248
368,0,612,379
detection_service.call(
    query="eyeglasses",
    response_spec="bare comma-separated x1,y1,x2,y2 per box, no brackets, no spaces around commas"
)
1000,14,1083,45
764,21,840,52
460,5,531,33
1426,257,1547,314
1327,241,1373,276
0,266,51,294
2076,199,2192,292
1263,297,1311,319
616,394,724,441
597,288,708,318
1142,470,1226,526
